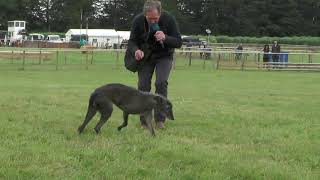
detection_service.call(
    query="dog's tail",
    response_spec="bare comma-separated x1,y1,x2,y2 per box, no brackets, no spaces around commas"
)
78,92,98,134
88,92,98,108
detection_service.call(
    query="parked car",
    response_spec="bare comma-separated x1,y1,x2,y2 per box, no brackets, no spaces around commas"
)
182,36,202,46
28,33,45,41
46,35,62,43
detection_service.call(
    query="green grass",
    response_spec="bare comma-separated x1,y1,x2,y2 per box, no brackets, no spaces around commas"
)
0,53,320,179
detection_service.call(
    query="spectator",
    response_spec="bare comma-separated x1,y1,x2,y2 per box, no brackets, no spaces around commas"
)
235,43,243,61
271,41,281,63
262,44,270,68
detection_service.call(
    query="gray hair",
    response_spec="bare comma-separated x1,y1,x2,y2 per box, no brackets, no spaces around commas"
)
143,0,162,15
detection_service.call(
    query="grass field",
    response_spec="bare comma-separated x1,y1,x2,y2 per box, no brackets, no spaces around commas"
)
0,65,320,179
0,53,320,179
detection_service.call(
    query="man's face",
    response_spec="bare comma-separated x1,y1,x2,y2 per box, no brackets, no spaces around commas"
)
145,9,160,24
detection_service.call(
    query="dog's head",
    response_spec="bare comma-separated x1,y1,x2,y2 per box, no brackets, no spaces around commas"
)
154,95,174,120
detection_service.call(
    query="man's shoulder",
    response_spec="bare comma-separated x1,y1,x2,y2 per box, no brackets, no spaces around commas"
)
133,13,145,22
161,10,174,19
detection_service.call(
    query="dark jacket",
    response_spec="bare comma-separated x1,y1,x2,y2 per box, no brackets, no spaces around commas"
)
128,11,182,60
272,44,281,53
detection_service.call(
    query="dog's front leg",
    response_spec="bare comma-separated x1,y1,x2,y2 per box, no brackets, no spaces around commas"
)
143,111,155,137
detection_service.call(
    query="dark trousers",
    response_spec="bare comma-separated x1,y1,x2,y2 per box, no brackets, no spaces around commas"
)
138,56,173,124
272,54,279,62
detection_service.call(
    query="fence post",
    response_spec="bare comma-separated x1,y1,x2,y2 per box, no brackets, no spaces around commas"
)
56,50,59,70
216,53,221,70
212,53,215,69
116,50,120,69
86,51,89,70
258,53,261,68
11,50,14,64
254,53,257,63
241,54,246,71
308,54,312,63
91,50,94,64
22,50,26,70
39,50,42,64
64,51,67,65
173,53,176,70
188,52,192,66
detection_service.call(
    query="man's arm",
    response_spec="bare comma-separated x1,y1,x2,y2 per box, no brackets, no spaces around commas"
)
163,16,182,48
127,16,141,54
128,15,149,60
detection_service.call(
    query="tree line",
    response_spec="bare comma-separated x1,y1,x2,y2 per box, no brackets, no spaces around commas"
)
0,0,319,36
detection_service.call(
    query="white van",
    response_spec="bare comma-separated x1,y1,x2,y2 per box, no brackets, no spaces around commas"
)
28,33,45,41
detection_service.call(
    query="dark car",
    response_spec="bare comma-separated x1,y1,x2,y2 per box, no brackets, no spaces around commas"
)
182,36,202,46
70,34,89,42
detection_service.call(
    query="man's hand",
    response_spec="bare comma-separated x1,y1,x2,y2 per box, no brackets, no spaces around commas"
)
154,31,166,42
135,50,144,61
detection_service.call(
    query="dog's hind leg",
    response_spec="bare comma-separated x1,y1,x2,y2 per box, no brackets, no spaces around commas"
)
117,112,129,131
143,111,155,136
94,100,113,134
78,99,97,134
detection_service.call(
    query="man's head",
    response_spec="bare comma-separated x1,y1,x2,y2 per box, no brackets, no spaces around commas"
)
274,41,278,45
144,0,161,24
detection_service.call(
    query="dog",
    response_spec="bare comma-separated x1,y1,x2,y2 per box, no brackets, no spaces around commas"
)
78,83,174,136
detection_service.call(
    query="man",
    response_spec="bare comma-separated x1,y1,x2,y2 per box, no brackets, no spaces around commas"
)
235,43,243,61
271,41,281,63
127,0,182,129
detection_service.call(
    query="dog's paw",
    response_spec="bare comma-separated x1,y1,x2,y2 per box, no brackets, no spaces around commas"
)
78,127,83,134
117,126,122,131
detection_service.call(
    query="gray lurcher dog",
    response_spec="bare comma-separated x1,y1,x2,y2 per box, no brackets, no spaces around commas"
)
78,83,174,136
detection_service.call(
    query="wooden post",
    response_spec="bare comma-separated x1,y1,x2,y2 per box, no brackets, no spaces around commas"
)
39,50,42,64
91,51,94,64
56,50,59,70
173,53,176,70
64,51,67,65
212,53,215,69
22,50,26,70
188,52,192,66
116,50,120,69
254,53,257,63
241,54,247,71
11,50,14,64
308,54,312,63
86,51,89,70
258,53,261,68
216,53,221,70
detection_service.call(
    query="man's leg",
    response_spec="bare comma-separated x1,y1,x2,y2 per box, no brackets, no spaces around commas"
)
138,61,155,126
154,57,173,127
274,54,279,68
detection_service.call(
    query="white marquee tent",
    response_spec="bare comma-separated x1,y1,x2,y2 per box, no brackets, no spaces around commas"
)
116,31,131,41
65,29,124,48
